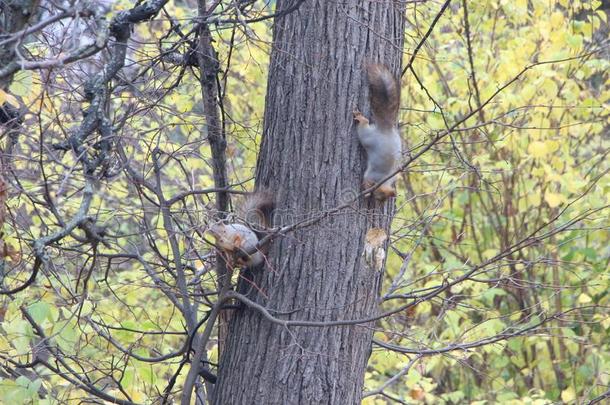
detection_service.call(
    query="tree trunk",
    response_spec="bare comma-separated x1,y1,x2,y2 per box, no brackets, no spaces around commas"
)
213,0,406,403
0,0,40,88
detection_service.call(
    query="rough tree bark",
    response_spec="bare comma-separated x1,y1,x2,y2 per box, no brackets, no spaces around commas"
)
1,0,39,126
213,0,406,403
0,0,40,88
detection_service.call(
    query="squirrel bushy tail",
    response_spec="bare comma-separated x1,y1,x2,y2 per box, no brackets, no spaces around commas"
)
239,190,275,232
367,63,400,132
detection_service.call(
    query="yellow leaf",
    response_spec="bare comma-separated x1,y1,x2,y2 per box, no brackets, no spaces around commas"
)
8,70,32,97
578,293,592,304
416,301,431,316
538,20,551,39
561,387,576,402
0,89,19,107
547,172,562,182
545,140,559,153
550,11,564,28
528,141,548,158
515,0,528,14
532,167,545,177
542,78,558,97
544,192,564,208
510,311,522,321
482,249,497,260
519,84,536,102
566,176,587,193
551,156,564,171
528,193,541,207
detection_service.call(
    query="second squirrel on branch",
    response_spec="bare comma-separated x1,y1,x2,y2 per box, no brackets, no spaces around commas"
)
207,191,275,269
353,63,402,201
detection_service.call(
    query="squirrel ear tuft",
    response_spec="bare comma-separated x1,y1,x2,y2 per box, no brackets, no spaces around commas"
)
232,234,242,246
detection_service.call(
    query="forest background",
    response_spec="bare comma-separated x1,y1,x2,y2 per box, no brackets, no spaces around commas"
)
0,0,609,404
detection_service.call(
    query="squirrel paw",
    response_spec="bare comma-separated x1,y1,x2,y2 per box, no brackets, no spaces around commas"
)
235,256,250,268
353,110,369,125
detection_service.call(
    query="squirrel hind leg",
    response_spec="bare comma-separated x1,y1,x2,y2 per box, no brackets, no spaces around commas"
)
374,185,396,201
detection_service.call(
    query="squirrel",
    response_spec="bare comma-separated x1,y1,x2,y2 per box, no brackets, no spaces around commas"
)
353,63,402,201
207,191,275,268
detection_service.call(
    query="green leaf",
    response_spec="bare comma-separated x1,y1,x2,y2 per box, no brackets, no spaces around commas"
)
27,302,51,325
8,71,32,97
